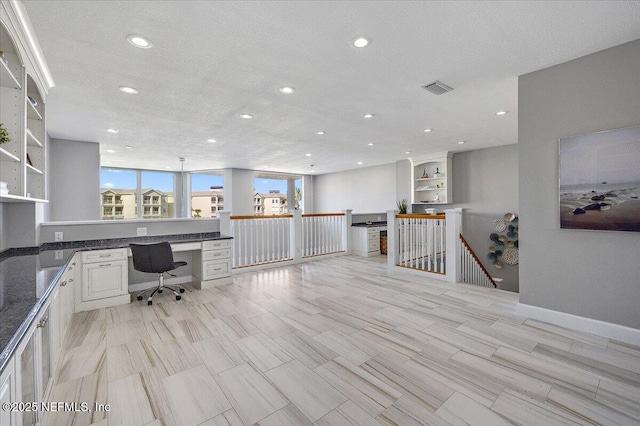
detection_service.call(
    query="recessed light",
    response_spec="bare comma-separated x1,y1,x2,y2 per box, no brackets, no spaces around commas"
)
106,149,115,153
315,131,325,135
423,128,432,133
165,166,171,169
368,143,375,146
353,36,370,48
125,145,132,150
207,139,216,143
496,111,508,116
305,153,311,157
279,86,295,94
405,151,411,154
127,35,153,49
357,161,363,165
458,141,466,144
106,128,119,134
363,114,374,119
240,113,253,119
119,86,138,94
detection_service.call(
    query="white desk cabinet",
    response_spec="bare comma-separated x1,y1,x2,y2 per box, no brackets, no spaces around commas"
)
352,226,386,257
78,248,130,312
193,239,232,288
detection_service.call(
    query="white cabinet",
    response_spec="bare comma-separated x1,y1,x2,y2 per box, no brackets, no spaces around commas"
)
0,7,50,204
352,226,386,257
194,239,232,288
78,248,129,311
0,357,16,426
411,152,453,206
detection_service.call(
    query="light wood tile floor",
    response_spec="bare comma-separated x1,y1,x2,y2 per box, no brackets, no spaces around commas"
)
46,255,640,425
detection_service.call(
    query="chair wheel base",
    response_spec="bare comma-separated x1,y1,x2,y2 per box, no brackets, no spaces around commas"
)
147,301,153,306
137,296,143,301
158,289,163,293
176,295,181,301
179,288,185,293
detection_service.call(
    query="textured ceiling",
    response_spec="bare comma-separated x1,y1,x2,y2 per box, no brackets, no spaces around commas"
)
23,1,640,174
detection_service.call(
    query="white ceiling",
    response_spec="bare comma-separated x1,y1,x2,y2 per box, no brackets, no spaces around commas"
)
23,1,640,174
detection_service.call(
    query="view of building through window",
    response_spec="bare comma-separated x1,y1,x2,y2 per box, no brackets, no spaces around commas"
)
191,171,224,218
100,169,137,219
100,169,175,220
253,175,302,215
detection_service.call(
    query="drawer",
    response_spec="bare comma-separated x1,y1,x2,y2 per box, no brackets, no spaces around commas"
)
202,239,231,251
368,240,380,251
202,248,231,261
202,259,231,280
82,248,127,263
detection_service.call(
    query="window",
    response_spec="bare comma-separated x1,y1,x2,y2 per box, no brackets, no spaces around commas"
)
100,169,137,220
253,173,302,216
100,168,175,220
191,170,224,218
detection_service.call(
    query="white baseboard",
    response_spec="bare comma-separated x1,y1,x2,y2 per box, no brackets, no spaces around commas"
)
517,303,640,346
128,275,193,292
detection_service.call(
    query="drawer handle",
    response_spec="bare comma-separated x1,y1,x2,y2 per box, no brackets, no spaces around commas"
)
99,263,112,267
213,253,221,256
213,267,222,271
99,254,111,258
37,316,49,328
61,280,68,287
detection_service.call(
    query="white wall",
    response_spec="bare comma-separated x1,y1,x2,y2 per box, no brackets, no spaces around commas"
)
49,138,100,221
519,38,640,329
314,163,396,213
446,145,519,292
223,168,254,215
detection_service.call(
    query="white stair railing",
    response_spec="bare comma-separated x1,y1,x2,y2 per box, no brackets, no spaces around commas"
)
459,234,497,288
395,214,447,274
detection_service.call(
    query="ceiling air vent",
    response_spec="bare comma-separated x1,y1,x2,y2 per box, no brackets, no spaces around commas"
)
422,80,454,96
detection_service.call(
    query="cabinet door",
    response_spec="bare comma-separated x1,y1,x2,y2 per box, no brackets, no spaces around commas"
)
202,259,230,280
15,327,36,426
37,304,53,408
82,261,127,301
0,358,16,426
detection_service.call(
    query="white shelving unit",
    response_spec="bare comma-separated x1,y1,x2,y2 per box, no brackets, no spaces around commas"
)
410,152,453,206
0,15,48,204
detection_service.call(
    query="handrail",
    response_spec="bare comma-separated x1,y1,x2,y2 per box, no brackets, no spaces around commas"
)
459,233,497,288
302,213,345,217
231,214,293,220
396,214,446,219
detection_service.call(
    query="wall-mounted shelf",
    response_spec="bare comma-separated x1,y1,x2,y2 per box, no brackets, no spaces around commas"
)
26,164,42,175
0,57,21,89
0,193,48,203
27,99,43,120
0,146,21,162
410,152,453,207
26,128,42,147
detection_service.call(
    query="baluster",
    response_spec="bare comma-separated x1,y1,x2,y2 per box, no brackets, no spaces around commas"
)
440,219,445,273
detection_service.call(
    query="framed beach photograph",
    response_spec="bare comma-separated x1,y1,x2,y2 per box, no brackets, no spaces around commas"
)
559,126,640,232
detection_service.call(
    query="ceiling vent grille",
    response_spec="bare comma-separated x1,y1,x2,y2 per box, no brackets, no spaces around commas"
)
422,80,454,95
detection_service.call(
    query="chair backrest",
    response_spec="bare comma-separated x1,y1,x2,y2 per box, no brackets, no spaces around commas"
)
130,242,176,273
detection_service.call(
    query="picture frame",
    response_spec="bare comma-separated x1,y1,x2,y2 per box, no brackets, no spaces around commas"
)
559,125,640,232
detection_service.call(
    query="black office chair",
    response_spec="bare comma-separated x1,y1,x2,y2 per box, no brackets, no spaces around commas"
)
130,242,187,305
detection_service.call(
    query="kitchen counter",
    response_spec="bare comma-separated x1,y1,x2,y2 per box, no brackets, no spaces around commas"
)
351,221,387,228
0,232,232,373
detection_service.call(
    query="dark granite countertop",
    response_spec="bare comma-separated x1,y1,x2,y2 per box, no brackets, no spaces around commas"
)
0,232,231,373
351,221,388,228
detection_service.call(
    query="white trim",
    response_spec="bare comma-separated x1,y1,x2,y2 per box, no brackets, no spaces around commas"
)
517,303,640,346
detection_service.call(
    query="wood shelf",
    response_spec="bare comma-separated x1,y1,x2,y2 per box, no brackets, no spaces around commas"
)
0,146,21,162
0,58,21,90
26,128,43,147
